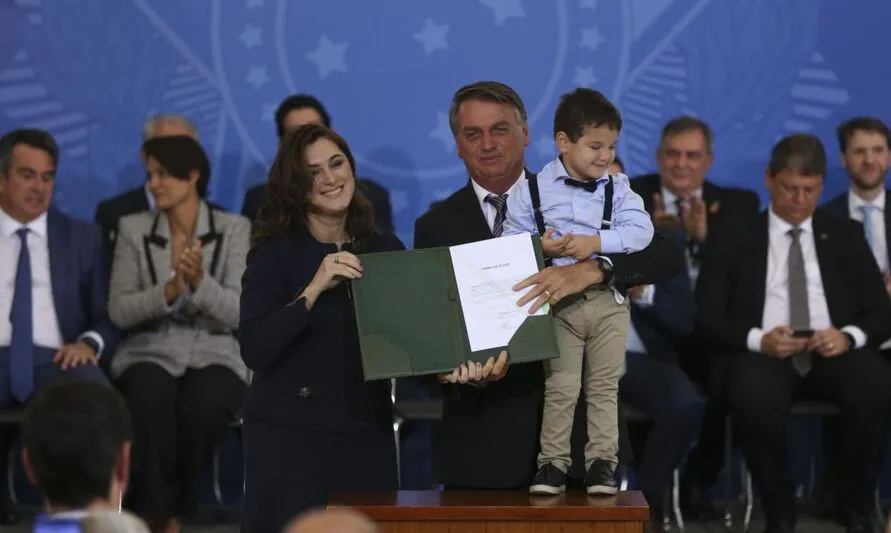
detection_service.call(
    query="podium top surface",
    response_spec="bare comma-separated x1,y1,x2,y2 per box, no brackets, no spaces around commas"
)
329,490,650,521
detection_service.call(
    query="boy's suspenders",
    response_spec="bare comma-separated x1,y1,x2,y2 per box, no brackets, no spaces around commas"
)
527,174,615,267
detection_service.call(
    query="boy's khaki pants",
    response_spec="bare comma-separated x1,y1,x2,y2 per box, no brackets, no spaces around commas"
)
537,286,630,473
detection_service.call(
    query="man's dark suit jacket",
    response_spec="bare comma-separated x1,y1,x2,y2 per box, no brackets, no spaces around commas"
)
241,179,394,233
630,173,761,239
46,209,120,357
412,173,685,489
93,186,224,250
629,229,697,364
821,189,891,270
696,211,891,358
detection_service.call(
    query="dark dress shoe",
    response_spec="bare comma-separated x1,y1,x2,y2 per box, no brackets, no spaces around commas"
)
0,502,19,525
678,472,719,520
846,514,881,533
763,520,794,533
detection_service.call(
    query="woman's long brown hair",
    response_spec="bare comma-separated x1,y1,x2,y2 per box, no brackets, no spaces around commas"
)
249,124,376,256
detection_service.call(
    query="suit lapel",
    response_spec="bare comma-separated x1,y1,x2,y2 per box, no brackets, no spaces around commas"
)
46,211,70,340
454,183,493,241
143,211,169,286
884,196,891,268
749,212,770,324
195,202,223,277
812,215,842,319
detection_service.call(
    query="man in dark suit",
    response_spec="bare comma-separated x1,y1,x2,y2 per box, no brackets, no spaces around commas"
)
240,94,394,233
631,116,761,288
93,114,204,250
822,116,891,293
696,133,891,533
817,116,891,523
0,129,119,523
631,118,761,518
413,81,685,490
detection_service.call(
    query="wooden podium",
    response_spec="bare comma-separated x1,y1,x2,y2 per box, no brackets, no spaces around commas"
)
329,490,650,532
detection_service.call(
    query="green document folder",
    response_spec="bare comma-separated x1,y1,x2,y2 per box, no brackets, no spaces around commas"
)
350,234,560,381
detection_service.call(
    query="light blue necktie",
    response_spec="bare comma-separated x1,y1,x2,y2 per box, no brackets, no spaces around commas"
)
10,228,34,402
858,204,879,251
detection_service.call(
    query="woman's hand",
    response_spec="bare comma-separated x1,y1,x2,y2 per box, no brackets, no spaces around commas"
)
164,270,187,304
301,251,363,308
178,243,205,290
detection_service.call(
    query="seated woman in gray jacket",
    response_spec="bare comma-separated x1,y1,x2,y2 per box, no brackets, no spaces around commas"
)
107,135,250,533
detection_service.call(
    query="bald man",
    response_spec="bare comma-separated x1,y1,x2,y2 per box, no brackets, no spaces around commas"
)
284,508,378,533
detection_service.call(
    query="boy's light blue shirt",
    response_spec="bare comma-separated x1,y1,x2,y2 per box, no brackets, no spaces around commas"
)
502,157,654,267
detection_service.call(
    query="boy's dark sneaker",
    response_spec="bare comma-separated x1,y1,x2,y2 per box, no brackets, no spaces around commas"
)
529,463,566,495
585,459,618,495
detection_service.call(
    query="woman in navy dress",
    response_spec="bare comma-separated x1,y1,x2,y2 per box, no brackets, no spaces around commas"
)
238,124,401,533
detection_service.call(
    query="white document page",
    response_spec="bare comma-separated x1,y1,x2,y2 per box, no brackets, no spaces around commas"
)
448,233,547,352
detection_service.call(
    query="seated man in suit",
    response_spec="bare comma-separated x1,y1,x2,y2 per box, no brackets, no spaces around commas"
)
93,114,206,250
240,94,394,233
619,225,705,529
631,116,760,288
632,118,761,517
822,116,891,295
0,129,118,522
697,133,891,533
818,116,891,523
22,380,132,517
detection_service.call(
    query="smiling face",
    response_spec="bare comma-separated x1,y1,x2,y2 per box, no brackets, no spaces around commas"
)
454,99,529,194
841,129,889,191
656,129,713,195
145,157,198,211
305,137,356,217
557,124,618,181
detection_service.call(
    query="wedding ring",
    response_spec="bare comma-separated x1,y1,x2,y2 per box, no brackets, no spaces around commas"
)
544,290,552,298
334,254,340,264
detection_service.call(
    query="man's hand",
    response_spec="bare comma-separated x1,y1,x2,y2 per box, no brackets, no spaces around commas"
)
513,261,604,313
760,326,808,359
564,235,601,261
626,285,647,299
438,351,509,384
651,193,680,230
681,196,708,243
53,341,98,370
541,228,572,258
808,328,850,358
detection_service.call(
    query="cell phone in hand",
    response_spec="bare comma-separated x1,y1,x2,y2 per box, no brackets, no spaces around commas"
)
792,329,814,338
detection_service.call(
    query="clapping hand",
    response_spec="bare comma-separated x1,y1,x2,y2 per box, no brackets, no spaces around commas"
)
178,241,204,290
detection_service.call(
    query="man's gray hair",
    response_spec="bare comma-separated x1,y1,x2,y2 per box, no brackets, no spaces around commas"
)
142,114,198,142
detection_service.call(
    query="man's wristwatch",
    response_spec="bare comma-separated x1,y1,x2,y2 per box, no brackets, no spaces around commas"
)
80,337,100,356
595,257,614,285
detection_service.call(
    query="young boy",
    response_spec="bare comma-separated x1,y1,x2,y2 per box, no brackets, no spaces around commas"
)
502,88,653,495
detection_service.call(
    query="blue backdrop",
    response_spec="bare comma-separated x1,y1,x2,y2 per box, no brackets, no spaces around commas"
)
1,0,889,246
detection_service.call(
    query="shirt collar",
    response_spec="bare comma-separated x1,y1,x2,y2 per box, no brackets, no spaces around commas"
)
0,206,48,239
660,185,703,206
540,157,609,184
470,169,526,205
768,204,813,237
848,188,885,211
